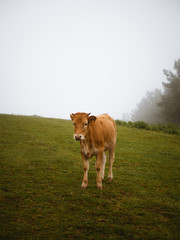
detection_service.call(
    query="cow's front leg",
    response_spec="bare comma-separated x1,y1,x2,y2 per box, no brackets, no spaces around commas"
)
96,151,103,189
81,153,89,189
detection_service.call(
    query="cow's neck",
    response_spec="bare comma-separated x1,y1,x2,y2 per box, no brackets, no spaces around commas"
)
80,129,92,155
81,132,92,148
81,131,92,149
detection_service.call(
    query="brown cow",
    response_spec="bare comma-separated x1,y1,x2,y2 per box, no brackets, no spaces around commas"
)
70,112,116,189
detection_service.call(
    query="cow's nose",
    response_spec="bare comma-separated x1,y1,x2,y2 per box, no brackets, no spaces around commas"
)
75,135,81,141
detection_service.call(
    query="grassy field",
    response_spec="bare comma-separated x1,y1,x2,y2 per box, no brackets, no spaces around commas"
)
0,114,180,240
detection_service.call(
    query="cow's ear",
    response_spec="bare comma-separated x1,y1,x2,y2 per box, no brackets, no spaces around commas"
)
88,115,97,123
70,113,74,120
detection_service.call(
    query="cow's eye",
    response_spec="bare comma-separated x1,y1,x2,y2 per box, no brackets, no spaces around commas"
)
84,122,88,126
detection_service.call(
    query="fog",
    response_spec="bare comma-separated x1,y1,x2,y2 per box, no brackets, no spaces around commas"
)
0,0,180,120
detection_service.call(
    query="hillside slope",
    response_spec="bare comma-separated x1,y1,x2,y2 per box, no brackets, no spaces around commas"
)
0,114,179,240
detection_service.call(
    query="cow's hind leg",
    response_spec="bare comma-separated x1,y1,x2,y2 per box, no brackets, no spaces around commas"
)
108,144,115,181
101,152,106,180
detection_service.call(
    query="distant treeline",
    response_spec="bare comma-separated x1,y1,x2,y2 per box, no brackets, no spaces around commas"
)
131,59,180,125
116,120,179,135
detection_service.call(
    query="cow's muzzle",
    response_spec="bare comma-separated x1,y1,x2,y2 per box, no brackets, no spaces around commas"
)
74,134,84,141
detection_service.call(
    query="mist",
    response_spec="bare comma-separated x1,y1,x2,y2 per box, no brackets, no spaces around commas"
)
131,59,180,125
0,0,180,120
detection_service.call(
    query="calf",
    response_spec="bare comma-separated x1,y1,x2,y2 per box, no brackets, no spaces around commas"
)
70,112,116,189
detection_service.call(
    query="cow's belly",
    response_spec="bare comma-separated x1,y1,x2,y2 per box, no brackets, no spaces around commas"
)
104,138,116,151
82,143,115,158
82,144,98,158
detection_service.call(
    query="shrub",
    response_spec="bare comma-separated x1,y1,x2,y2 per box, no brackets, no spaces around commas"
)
127,121,133,127
115,120,122,126
162,123,179,134
116,119,179,135
134,121,149,130
149,124,159,132
115,120,127,126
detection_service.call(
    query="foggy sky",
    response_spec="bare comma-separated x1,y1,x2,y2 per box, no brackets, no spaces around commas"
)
0,0,180,120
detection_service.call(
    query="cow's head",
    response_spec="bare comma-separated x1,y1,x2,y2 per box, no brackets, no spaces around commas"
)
70,112,96,141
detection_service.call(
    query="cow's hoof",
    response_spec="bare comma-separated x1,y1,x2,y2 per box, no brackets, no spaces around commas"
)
108,177,112,182
97,184,103,190
81,184,87,190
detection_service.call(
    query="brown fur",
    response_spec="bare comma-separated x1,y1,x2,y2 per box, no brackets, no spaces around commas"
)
70,112,116,189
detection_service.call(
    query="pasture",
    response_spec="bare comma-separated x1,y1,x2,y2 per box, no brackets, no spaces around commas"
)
0,114,179,240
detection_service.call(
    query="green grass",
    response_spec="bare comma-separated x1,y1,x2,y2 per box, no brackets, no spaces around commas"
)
0,114,180,240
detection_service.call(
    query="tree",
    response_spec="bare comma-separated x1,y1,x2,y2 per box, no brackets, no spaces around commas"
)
131,59,180,124
131,89,164,123
158,59,180,124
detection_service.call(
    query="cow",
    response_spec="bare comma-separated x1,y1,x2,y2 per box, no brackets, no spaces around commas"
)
70,112,116,189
